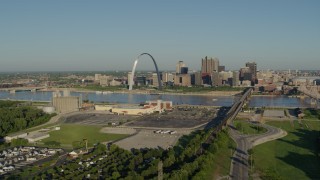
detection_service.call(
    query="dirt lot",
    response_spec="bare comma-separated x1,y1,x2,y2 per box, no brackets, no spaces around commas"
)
125,107,217,128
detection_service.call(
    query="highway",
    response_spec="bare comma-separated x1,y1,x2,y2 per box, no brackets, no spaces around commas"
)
229,122,287,180
203,87,287,180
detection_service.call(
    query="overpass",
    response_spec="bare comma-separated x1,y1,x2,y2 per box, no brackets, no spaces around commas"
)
297,85,320,106
204,88,253,130
226,87,253,125
0,87,47,93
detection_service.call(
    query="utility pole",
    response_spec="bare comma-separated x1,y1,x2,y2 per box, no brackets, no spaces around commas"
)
83,139,88,152
248,149,254,171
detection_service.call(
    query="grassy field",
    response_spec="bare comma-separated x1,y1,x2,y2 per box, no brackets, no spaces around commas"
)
208,132,236,179
41,124,128,148
234,120,267,135
303,108,320,120
252,120,320,179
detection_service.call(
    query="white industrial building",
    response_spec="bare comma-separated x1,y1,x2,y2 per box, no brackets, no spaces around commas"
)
95,100,173,115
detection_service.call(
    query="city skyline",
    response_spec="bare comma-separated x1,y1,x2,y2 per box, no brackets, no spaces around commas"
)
1,1,320,72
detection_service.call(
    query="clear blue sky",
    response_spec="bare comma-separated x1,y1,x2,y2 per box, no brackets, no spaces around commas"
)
0,0,319,72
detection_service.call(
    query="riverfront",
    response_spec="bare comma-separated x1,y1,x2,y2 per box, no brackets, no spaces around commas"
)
0,90,316,108
1,87,319,179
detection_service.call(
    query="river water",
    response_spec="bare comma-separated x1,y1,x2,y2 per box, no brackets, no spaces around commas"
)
0,91,315,108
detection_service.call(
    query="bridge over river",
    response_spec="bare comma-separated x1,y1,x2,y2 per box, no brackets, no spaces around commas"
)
0,86,47,93
298,85,320,106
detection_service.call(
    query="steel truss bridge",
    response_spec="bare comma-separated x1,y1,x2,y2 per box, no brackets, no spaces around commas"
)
297,85,320,105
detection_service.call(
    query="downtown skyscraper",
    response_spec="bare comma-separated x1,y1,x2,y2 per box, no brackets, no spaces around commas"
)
201,56,219,74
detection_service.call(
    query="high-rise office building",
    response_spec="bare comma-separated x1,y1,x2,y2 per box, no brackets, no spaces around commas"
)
174,74,191,87
201,56,219,74
245,62,257,84
218,66,225,72
180,67,188,74
232,71,240,86
152,73,160,86
162,72,174,83
127,72,133,85
136,76,146,86
211,72,221,86
239,67,251,82
193,72,202,86
202,73,211,85
219,71,232,81
176,61,186,74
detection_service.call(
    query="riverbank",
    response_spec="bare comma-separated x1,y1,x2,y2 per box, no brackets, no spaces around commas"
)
39,87,241,96
1,89,314,108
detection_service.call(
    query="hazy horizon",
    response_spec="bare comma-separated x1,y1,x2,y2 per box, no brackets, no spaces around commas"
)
1,1,320,72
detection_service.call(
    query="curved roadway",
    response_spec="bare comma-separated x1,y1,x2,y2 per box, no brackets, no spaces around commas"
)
229,122,287,180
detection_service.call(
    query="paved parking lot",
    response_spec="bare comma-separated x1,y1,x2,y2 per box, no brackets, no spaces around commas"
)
58,108,217,150
100,127,136,134
64,113,136,125
115,129,188,150
125,107,217,128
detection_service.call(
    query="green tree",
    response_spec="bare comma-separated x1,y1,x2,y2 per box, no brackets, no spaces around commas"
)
235,122,243,132
0,102,53,137
15,118,27,130
93,143,107,154
112,171,121,179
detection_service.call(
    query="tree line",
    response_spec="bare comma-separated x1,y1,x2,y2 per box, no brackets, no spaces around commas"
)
20,127,233,179
0,100,54,137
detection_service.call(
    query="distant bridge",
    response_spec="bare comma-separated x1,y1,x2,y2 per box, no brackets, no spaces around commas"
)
0,86,47,93
226,87,253,125
204,88,253,129
297,85,320,99
0,98,50,103
297,85,320,105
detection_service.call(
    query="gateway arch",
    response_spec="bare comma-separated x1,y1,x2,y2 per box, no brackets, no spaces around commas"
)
129,53,162,90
